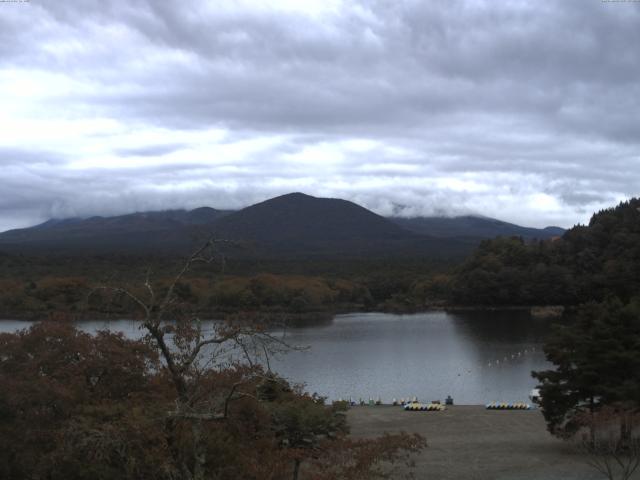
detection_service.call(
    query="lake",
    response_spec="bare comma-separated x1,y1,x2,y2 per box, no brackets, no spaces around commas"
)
0,310,554,405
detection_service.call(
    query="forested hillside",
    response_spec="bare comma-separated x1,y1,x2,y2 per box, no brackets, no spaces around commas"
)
451,198,640,306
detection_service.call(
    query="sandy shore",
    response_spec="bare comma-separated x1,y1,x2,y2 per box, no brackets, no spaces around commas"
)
347,405,633,480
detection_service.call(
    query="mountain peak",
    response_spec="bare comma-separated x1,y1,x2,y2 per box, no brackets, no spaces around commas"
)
276,192,313,199
208,191,413,250
264,192,319,204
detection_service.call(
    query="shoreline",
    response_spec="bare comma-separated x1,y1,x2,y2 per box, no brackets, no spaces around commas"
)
0,304,567,322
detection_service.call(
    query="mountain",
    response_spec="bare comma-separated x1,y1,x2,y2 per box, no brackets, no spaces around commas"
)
0,193,560,257
390,215,564,240
0,208,232,253
204,192,469,257
210,192,409,243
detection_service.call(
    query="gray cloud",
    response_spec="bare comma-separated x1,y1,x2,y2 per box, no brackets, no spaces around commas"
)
114,143,188,157
0,0,639,231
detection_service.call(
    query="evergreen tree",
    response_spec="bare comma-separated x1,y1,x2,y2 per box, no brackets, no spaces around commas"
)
532,297,640,437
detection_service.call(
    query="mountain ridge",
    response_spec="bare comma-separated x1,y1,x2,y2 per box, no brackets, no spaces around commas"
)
391,215,564,240
0,193,564,257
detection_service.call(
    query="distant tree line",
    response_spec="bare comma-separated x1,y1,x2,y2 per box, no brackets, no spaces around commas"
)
0,274,374,320
0,268,453,319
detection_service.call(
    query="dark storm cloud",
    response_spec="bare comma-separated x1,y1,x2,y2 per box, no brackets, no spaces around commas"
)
0,0,639,231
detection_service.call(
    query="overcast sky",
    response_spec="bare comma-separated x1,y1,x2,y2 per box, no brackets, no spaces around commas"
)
1,0,639,232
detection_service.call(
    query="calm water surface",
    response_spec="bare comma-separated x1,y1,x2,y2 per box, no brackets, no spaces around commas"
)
0,311,554,405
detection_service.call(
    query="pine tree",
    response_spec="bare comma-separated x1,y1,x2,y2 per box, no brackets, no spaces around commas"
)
532,297,640,438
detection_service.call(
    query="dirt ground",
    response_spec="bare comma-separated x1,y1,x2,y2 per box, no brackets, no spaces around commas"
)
347,405,638,480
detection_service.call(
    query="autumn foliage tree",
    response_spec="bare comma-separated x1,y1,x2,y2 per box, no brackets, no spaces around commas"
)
0,239,425,480
0,322,167,479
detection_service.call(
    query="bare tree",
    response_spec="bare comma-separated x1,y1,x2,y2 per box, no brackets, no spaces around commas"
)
576,406,640,480
88,238,426,480
93,238,296,480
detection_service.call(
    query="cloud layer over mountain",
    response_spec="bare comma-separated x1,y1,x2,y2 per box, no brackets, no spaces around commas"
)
1,0,639,231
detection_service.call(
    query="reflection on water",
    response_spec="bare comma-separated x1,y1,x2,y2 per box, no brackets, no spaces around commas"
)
269,311,555,404
0,311,556,404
